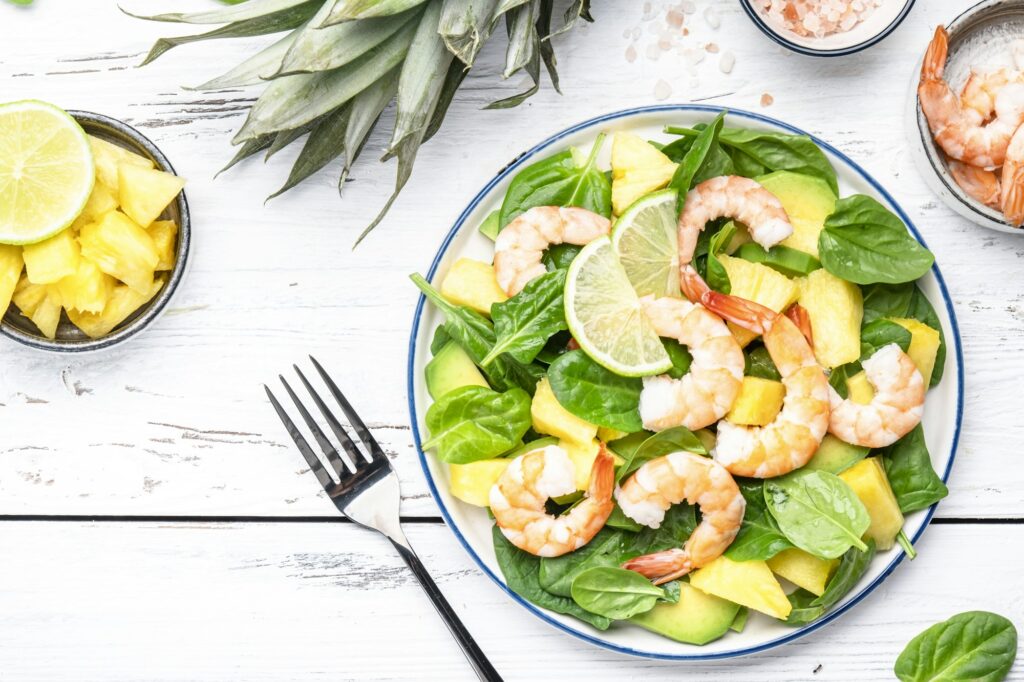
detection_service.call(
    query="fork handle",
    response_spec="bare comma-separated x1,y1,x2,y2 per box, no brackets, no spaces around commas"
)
389,539,503,682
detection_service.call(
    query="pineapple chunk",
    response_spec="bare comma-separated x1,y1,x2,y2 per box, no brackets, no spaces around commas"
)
12,275,46,316
846,371,875,405
449,459,510,507
88,135,154,192
79,211,159,294
719,254,799,346
758,171,837,257
0,245,24,317
57,259,115,314
147,220,178,271
14,283,62,339
440,258,507,315
725,376,786,426
118,164,186,228
557,438,624,491
797,268,863,368
23,230,80,285
79,182,119,222
610,132,678,215
67,277,164,339
690,556,792,620
767,548,838,597
531,377,598,445
839,457,903,551
889,318,941,386
597,426,630,443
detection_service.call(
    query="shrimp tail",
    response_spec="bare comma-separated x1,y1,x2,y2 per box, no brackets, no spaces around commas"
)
785,303,814,347
587,446,616,501
679,264,711,303
922,25,948,82
621,548,693,585
1002,164,1024,226
702,291,774,335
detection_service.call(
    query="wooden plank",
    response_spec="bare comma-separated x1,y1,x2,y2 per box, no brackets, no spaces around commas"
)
0,1,1019,519
0,520,1020,680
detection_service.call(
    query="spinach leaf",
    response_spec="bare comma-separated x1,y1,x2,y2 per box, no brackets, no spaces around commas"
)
894,611,1017,682
880,426,949,514
542,243,582,271
623,503,698,558
539,528,623,597
534,330,572,365
765,469,870,559
664,125,838,193
605,503,644,532
664,339,693,379
617,427,707,482
745,344,781,381
860,282,945,387
501,436,558,459
492,526,611,630
693,141,735,185
860,318,912,358
828,361,860,399
706,220,736,293
818,195,935,285
484,269,568,365
660,580,682,604
499,133,611,228
785,539,876,626
668,111,726,200
730,607,750,633
726,481,794,561
430,325,451,355
411,273,543,394
423,386,532,463
570,567,665,620
548,350,643,432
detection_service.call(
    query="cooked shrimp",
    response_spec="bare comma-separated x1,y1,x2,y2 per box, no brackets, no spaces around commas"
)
699,292,831,478
1000,124,1024,226
493,206,611,296
490,444,614,557
637,294,744,431
919,26,1024,168
828,344,925,449
677,175,793,301
617,452,745,584
948,158,1002,208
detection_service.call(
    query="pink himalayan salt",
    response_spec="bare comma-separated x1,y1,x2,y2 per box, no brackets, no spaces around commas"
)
758,0,883,39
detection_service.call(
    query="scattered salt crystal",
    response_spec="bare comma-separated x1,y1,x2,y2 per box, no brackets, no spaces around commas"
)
704,7,720,29
667,10,684,28
647,43,662,61
654,79,673,101
681,1,696,15
706,42,719,53
719,51,736,74
761,92,774,106
625,44,637,63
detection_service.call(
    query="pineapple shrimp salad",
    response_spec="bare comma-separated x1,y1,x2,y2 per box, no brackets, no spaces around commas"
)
411,112,949,644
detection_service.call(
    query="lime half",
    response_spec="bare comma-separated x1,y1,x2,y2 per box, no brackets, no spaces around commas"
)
565,236,672,377
611,188,679,298
0,100,94,245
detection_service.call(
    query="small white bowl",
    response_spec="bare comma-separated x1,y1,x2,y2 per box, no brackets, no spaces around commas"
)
908,0,1024,234
740,0,916,57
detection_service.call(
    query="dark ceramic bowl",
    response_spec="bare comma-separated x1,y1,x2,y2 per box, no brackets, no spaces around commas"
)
1,110,191,352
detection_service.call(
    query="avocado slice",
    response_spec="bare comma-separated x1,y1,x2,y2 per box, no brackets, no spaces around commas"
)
630,582,741,645
479,209,500,241
425,341,488,400
804,434,869,475
735,243,821,277
756,170,837,257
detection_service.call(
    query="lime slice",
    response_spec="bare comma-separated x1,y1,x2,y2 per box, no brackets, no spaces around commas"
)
611,188,680,298
0,100,94,245
565,236,672,377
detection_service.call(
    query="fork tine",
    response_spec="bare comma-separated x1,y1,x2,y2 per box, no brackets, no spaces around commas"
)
265,385,335,491
309,355,388,462
279,375,352,480
293,364,366,466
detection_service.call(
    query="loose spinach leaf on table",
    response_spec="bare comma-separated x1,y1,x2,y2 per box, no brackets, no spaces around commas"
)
894,611,1017,682
880,426,949,514
725,480,794,562
570,567,665,620
785,539,876,626
411,273,543,394
668,111,726,200
423,386,531,463
860,318,913,358
765,469,870,559
492,526,611,630
818,195,935,285
547,350,643,432
499,133,611,228
663,339,693,379
539,528,624,597
745,344,781,381
484,269,568,365
617,426,707,482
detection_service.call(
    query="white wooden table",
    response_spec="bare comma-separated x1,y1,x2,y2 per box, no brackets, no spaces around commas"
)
1,1,1022,679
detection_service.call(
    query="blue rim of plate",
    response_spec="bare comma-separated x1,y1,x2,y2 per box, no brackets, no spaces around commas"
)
406,104,964,660
738,0,916,57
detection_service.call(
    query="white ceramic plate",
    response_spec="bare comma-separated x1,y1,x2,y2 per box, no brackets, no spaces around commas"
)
407,105,964,660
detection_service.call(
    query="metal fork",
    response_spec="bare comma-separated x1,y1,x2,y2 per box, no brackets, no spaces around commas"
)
265,357,502,682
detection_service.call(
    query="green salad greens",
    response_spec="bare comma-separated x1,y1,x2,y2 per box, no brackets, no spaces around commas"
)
412,114,951,646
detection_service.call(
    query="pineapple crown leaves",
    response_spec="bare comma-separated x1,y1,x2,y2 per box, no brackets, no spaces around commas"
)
128,0,594,245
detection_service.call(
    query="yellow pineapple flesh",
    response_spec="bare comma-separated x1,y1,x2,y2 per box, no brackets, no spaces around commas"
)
79,211,159,294
57,259,115,314
147,220,178,271
88,135,154,192
610,132,678,215
67,276,164,339
0,245,24,316
718,254,799,346
118,164,186,228
23,229,80,285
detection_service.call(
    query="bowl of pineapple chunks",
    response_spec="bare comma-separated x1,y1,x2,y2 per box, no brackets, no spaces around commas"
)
0,108,189,351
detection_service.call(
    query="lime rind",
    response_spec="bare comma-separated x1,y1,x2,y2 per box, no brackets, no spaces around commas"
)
611,188,680,298
565,236,673,377
0,100,95,245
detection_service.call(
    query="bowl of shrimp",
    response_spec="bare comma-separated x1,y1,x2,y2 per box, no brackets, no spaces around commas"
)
911,1,1024,232
408,104,964,659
